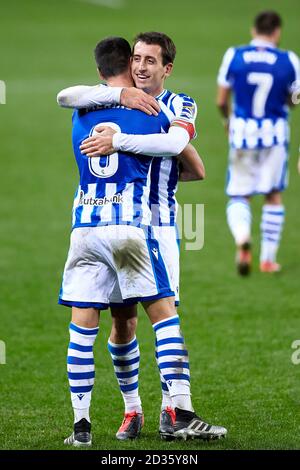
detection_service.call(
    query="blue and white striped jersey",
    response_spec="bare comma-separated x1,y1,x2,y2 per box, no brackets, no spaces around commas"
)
150,90,197,226
70,88,197,229
71,106,170,228
217,39,300,149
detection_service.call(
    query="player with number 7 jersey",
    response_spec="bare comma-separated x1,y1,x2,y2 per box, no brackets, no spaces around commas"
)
217,10,300,275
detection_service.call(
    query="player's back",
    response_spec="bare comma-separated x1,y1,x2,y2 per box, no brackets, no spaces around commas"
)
71,106,169,228
218,40,299,148
230,44,295,120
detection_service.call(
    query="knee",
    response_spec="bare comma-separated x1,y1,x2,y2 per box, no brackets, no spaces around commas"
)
111,316,137,344
71,307,99,329
265,192,282,205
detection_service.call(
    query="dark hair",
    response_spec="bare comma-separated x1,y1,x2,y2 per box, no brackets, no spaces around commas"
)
94,37,131,79
133,32,176,65
254,11,282,35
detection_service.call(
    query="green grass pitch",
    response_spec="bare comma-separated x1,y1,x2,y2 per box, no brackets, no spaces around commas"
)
0,0,300,450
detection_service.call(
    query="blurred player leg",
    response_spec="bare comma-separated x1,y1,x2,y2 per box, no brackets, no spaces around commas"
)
260,192,285,273
226,197,252,275
226,149,254,276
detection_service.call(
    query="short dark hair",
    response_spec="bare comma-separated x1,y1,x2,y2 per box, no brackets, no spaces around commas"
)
133,32,176,65
94,37,131,79
254,11,282,35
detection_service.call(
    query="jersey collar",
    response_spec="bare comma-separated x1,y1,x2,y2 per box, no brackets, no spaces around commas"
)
250,38,276,49
156,89,167,100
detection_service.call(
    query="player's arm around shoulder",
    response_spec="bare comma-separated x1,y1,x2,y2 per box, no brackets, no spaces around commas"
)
56,84,159,115
178,144,205,181
80,93,198,159
56,84,122,108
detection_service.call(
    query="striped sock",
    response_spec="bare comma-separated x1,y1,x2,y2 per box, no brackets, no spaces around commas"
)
260,204,285,263
227,197,252,246
160,379,173,410
153,315,193,412
67,322,99,423
108,336,142,414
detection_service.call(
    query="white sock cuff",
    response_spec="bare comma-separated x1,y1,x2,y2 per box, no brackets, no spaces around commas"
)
152,315,179,332
108,336,137,348
69,322,99,333
263,204,285,214
227,197,250,208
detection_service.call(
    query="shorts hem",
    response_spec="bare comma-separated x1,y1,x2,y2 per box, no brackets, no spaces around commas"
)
227,187,286,197
130,290,175,303
58,299,109,310
109,299,138,307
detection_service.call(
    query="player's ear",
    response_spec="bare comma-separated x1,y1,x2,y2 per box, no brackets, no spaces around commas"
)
97,68,105,81
274,27,281,45
164,63,173,78
250,27,256,38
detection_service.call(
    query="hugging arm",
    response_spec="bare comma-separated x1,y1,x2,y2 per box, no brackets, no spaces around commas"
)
178,144,205,181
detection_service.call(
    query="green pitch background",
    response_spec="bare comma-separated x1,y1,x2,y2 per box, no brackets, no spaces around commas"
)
0,0,300,450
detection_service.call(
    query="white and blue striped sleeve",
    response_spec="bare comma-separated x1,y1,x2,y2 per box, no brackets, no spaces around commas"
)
170,94,197,140
217,47,236,88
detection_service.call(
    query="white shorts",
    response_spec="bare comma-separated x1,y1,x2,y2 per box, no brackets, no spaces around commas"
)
226,145,288,197
59,225,174,309
152,226,180,305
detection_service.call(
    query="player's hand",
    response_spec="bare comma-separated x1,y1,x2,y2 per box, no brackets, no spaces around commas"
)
120,88,160,116
297,156,300,175
80,129,116,157
94,125,116,136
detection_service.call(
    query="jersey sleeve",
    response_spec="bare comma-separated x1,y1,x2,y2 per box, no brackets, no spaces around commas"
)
170,94,198,140
57,84,123,108
113,126,190,158
287,51,300,94
217,47,236,88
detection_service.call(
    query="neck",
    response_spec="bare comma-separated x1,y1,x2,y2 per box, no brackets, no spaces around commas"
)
106,72,134,88
253,34,277,46
144,86,164,98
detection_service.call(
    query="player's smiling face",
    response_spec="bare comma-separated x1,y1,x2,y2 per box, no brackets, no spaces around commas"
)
131,41,173,97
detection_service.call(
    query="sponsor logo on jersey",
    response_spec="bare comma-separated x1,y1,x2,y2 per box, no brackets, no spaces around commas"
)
78,190,123,207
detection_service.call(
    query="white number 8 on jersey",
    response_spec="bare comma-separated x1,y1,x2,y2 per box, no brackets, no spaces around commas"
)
88,122,120,178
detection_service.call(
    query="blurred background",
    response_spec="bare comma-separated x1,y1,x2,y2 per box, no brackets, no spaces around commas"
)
0,0,299,450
